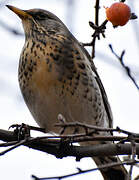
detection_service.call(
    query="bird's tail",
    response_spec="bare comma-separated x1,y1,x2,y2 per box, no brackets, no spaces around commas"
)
93,156,128,180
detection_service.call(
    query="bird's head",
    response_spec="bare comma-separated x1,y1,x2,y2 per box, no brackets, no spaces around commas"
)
6,5,69,38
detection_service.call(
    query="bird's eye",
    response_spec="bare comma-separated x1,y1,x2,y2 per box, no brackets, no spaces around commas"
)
37,13,46,20
35,12,54,20
28,11,54,21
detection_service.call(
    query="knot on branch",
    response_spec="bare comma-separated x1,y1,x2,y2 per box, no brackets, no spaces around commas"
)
89,20,108,39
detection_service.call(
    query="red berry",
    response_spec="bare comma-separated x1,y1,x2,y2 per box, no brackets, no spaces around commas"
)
106,2,131,26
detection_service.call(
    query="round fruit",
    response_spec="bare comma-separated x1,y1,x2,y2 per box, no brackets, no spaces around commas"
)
106,2,131,26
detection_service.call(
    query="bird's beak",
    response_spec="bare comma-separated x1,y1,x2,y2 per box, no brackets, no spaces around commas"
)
6,5,31,19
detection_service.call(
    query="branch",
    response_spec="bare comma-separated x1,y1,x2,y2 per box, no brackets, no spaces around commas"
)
83,20,108,59
32,160,139,180
82,0,108,59
1,128,139,158
91,0,100,58
109,44,139,91
55,121,139,137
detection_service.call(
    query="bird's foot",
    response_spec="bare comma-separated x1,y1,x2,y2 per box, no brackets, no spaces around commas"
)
9,123,45,140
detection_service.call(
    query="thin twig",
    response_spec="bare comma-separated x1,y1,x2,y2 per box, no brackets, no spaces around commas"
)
83,1,108,59
83,20,108,53
13,134,139,144
109,44,139,91
55,121,139,137
91,0,100,58
32,160,139,180
0,128,139,159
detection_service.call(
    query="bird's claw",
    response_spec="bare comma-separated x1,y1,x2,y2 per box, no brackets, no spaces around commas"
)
9,123,31,140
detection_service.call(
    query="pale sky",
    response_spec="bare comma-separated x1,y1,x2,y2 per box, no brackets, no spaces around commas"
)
0,0,139,179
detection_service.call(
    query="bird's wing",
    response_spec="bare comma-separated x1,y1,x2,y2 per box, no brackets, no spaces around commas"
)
79,43,113,128
51,33,113,128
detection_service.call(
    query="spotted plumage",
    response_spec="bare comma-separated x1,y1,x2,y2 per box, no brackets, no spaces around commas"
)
7,5,128,180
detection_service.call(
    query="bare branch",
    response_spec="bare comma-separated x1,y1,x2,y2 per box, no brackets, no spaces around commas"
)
0,128,139,158
32,160,139,180
55,121,139,137
83,20,108,59
109,44,139,91
82,0,108,59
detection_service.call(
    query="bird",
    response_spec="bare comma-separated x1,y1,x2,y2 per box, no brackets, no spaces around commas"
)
7,5,128,179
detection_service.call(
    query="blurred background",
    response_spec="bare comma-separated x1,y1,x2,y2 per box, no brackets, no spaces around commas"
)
0,0,139,179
